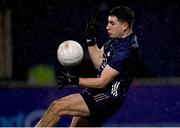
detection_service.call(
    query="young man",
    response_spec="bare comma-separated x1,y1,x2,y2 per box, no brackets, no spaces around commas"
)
36,6,140,127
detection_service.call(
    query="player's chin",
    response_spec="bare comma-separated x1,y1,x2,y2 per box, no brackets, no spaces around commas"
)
108,33,113,38
109,34,116,39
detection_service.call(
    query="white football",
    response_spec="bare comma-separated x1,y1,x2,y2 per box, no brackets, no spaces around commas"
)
57,40,84,66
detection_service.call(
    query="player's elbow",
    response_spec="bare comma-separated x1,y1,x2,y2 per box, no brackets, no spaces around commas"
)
93,58,102,69
97,78,109,88
93,61,102,69
94,64,100,70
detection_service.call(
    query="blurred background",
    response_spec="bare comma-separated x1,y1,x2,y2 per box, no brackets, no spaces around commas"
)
0,0,180,127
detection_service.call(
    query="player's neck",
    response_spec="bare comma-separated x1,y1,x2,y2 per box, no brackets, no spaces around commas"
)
121,29,132,38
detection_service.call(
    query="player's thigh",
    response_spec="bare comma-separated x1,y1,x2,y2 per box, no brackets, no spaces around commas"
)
56,93,90,116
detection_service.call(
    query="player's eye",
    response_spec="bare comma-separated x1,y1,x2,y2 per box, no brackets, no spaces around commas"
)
109,21,115,26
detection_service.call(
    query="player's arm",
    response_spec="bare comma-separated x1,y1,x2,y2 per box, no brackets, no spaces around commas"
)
88,45,103,69
79,64,119,88
85,15,103,69
58,65,119,88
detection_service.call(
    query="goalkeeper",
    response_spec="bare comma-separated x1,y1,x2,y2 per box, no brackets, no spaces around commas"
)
36,6,141,127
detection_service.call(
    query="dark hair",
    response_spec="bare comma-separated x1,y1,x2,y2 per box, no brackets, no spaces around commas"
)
109,6,134,28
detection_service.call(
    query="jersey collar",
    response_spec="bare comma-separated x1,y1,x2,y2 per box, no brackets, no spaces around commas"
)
112,33,137,47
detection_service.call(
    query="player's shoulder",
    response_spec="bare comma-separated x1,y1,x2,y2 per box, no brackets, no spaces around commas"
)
114,47,130,58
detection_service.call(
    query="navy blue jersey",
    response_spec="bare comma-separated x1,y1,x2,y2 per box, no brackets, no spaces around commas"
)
80,33,140,121
96,33,139,98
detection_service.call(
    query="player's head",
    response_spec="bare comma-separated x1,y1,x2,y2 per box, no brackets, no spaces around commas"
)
109,6,134,28
106,6,134,38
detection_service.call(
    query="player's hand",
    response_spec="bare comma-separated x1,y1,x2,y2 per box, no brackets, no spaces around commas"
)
85,15,100,46
57,71,79,88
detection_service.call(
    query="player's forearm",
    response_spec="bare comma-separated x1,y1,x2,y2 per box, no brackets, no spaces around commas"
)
88,45,102,69
78,65,119,88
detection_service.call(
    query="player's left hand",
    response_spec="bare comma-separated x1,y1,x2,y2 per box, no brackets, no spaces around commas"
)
57,71,79,88
85,15,100,46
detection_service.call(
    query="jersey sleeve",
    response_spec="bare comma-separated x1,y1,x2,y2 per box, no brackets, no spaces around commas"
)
108,50,130,73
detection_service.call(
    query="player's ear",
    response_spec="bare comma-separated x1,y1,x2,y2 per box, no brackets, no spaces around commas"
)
122,22,128,31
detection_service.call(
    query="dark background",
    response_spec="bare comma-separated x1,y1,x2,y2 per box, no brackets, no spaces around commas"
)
1,0,180,127
3,0,180,80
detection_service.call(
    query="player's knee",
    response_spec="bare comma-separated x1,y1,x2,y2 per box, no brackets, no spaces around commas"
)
49,99,67,115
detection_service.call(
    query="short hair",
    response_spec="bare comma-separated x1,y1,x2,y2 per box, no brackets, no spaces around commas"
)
109,6,134,28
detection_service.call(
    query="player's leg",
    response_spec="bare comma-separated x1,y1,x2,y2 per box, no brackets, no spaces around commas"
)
35,93,90,127
70,116,94,127
70,116,80,127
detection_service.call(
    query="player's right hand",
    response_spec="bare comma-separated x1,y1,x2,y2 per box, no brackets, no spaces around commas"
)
85,15,100,46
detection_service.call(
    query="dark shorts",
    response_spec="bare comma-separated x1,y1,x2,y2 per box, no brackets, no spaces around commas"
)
80,88,125,125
